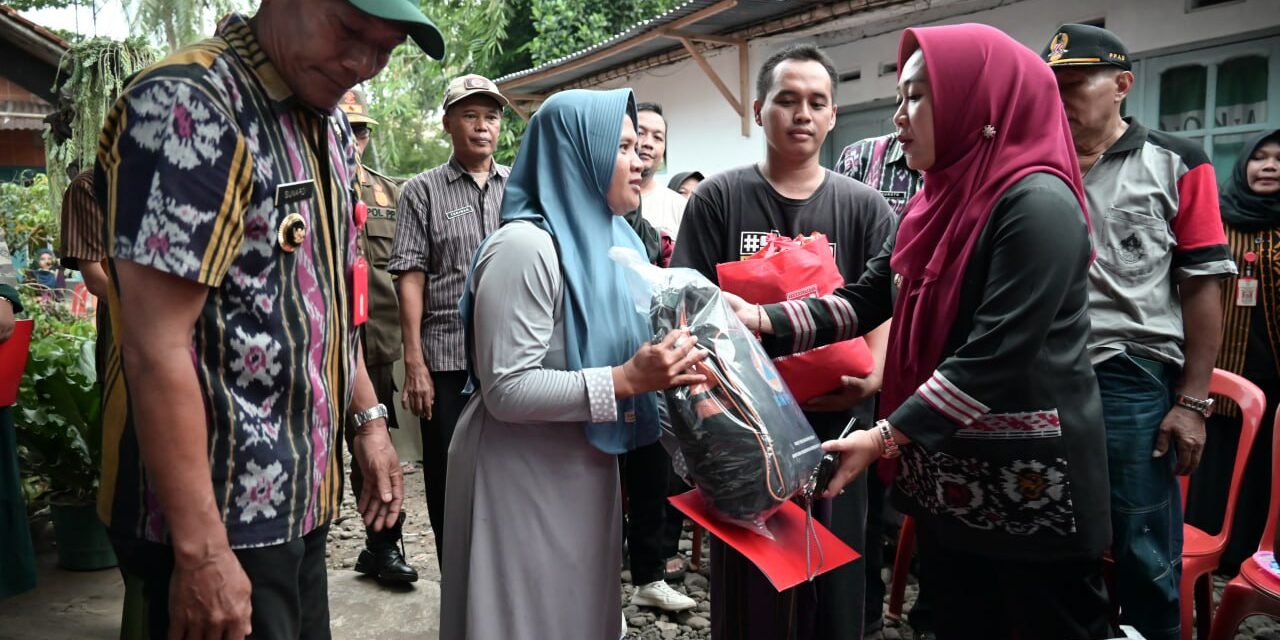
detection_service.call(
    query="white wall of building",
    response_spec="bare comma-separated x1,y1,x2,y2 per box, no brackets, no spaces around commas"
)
591,0,1280,179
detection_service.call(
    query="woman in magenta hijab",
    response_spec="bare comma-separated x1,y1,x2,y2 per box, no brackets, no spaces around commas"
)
732,24,1114,638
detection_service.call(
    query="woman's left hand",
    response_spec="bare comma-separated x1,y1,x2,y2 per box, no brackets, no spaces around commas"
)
820,429,882,498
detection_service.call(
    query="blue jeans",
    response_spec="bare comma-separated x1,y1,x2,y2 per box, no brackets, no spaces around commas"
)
1095,354,1182,640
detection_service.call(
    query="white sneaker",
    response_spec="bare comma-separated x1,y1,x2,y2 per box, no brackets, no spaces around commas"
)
630,580,696,612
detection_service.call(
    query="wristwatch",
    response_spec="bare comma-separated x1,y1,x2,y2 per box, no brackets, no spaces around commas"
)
1174,394,1215,418
351,403,389,428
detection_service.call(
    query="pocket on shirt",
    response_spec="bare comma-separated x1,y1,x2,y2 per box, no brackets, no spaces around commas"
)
1094,206,1172,280
364,217,396,272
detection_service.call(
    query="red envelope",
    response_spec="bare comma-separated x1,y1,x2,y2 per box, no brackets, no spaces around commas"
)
670,489,859,591
0,319,34,407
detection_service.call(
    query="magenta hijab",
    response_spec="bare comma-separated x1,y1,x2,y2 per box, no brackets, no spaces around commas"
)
880,24,1090,416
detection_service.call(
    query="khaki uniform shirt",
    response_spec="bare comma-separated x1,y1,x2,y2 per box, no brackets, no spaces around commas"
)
357,163,404,368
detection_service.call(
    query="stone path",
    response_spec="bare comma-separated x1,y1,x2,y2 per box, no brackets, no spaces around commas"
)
8,460,1280,639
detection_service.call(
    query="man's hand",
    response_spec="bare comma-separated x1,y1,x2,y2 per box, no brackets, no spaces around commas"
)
169,544,253,640
0,298,13,342
353,420,404,531
1154,406,1205,475
402,361,435,420
802,374,882,412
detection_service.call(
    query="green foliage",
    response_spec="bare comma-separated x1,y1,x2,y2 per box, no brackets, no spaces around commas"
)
13,287,100,506
368,0,516,176
1,173,58,261
44,37,158,211
122,0,245,51
368,0,683,176
524,0,685,66
5,0,85,10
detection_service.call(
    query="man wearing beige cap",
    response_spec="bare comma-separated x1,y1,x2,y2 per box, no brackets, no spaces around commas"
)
390,74,510,562
338,88,420,585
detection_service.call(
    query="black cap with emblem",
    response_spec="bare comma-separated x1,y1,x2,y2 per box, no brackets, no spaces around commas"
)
1041,24,1132,71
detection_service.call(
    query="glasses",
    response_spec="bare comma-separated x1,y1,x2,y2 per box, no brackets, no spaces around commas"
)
352,125,371,140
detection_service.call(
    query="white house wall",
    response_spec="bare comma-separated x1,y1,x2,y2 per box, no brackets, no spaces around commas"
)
592,0,1280,179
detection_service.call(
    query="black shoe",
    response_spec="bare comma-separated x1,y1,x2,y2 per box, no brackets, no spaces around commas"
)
354,512,418,584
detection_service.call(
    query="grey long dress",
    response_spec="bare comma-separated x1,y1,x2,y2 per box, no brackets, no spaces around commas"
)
440,221,625,640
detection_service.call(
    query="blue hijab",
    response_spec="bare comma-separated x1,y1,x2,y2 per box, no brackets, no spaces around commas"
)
461,88,659,454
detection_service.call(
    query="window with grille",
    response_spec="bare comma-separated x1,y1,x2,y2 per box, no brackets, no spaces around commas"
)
1138,37,1279,175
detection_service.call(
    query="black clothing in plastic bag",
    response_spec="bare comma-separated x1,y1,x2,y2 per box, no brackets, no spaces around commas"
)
614,249,823,536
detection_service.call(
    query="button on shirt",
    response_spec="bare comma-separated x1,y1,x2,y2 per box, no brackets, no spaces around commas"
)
1083,118,1236,367
389,157,509,372
835,133,923,217
96,14,360,548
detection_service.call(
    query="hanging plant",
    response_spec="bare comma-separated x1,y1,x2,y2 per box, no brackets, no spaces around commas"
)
42,36,158,211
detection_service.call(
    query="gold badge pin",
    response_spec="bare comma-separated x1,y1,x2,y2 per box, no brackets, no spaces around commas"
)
278,213,307,253
373,183,391,207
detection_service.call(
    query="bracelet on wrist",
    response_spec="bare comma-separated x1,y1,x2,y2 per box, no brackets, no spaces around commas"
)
876,419,902,459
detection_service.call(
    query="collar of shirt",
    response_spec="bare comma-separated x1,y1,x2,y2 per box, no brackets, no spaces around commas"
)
1102,116,1148,157
885,135,907,166
444,155,510,185
220,14,322,117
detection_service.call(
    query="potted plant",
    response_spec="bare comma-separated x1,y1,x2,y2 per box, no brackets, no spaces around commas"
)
14,291,112,571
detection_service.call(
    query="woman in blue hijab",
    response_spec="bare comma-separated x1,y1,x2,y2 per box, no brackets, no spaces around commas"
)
440,88,707,639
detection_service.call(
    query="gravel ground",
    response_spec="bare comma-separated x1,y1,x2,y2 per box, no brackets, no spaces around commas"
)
325,463,1280,639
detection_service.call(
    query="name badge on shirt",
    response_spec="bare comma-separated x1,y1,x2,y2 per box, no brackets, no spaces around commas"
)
1238,278,1259,307
880,190,907,200
275,180,316,207
445,205,475,220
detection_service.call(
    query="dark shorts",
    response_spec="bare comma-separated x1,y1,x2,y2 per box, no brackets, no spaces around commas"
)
111,524,330,640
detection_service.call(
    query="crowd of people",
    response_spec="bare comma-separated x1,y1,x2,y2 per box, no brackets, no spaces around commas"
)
0,0,1277,639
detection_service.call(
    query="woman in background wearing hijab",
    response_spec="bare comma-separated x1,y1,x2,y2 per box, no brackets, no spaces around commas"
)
667,170,704,198
440,88,707,640
728,24,1114,638
1187,130,1280,574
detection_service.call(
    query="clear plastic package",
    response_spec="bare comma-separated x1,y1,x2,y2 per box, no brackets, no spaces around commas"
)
613,248,823,537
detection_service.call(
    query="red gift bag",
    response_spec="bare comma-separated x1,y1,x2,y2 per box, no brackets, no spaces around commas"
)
0,319,34,407
717,234,874,403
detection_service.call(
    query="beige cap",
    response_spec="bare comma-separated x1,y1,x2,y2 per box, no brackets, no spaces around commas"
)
339,89,378,126
443,74,508,111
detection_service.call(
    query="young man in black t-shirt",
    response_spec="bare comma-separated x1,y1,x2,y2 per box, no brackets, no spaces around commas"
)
672,43,893,640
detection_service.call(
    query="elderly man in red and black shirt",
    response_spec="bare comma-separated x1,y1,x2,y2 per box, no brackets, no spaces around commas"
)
1044,24,1236,640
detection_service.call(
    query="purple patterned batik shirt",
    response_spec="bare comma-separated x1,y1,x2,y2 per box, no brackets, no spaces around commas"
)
96,14,360,548
834,133,923,218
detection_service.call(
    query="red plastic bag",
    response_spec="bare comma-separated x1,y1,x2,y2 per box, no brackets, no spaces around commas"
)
717,233,874,403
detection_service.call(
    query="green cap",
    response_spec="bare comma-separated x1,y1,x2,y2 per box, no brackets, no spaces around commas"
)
346,0,445,60
1042,24,1131,71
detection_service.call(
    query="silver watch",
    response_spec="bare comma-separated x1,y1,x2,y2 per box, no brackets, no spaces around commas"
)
352,403,389,428
1174,394,1214,418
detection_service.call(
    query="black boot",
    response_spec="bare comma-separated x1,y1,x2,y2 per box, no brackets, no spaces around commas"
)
354,512,419,584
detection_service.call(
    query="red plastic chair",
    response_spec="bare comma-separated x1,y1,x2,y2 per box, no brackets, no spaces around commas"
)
1179,370,1264,640
1208,402,1280,640
886,513,916,622
69,281,97,317
885,369,1264,638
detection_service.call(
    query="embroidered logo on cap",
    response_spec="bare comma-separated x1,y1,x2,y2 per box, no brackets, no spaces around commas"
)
1048,32,1069,62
